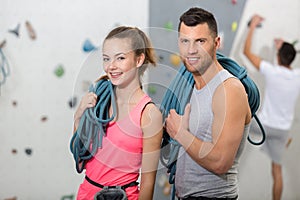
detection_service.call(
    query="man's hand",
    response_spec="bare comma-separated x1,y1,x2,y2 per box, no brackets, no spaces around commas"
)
165,104,191,140
249,14,264,29
286,137,292,148
274,38,284,50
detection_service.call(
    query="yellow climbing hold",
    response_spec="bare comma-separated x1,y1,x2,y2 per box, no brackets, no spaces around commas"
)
231,21,238,32
170,54,181,67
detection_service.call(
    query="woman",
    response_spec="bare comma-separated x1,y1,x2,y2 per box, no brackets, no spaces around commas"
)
71,26,163,200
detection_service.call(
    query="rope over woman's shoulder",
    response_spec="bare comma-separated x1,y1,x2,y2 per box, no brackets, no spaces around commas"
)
70,78,117,173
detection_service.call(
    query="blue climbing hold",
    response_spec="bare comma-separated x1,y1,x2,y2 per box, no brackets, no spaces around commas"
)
82,39,97,52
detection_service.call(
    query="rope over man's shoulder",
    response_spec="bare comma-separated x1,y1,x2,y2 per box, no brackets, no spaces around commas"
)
159,52,265,195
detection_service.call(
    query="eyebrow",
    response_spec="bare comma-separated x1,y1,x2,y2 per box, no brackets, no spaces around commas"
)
102,52,126,57
179,36,207,41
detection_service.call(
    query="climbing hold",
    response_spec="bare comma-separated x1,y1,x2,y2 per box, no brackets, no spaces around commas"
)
61,194,75,200
82,39,97,52
113,23,121,28
0,40,6,49
0,48,10,86
164,21,173,31
231,21,238,32
41,115,48,122
54,64,64,77
169,54,181,67
247,19,262,28
159,55,164,62
8,23,20,37
292,40,298,46
163,181,171,196
157,174,168,187
11,148,17,154
231,0,237,4
25,21,37,40
12,100,17,107
25,148,32,156
68,96,77,108
148,85,157,95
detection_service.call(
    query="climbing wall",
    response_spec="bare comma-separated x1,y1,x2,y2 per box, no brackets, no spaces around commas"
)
0,0,149,199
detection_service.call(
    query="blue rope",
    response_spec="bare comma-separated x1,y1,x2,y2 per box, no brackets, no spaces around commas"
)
160,52,265,199
0,48,10,87
216,52,265,145
70,78,117,173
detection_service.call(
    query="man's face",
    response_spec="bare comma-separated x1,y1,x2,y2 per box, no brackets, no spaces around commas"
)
178,22,220,75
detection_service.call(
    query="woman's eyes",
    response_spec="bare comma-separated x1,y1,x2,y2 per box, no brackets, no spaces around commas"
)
103,57,110,62
103,56,125,62
117,56,125,60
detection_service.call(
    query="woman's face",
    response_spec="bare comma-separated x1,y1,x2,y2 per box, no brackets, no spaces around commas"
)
102,38,140,87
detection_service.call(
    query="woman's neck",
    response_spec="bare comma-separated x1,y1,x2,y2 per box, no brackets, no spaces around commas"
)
112,83,145,122
115,83,144,105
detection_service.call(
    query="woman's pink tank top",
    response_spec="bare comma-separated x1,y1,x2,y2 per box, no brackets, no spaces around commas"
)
76,94,152,200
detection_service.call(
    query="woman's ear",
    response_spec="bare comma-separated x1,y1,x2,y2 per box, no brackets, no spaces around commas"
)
136,53,145,68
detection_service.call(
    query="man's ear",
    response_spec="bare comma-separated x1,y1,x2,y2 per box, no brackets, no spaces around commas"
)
215,36,221,49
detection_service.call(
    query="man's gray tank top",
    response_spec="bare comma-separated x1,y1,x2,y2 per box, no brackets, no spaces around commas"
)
175,69,250,198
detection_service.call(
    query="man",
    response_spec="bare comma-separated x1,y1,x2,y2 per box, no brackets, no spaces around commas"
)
243,14,300,200
164,7,252,199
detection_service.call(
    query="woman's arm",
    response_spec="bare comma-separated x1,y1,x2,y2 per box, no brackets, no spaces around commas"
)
139,103,163,200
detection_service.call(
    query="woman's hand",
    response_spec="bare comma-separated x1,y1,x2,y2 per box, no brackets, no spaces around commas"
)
73,92,97,130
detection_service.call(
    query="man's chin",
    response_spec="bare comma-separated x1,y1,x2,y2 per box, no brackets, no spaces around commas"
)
183,61,199,73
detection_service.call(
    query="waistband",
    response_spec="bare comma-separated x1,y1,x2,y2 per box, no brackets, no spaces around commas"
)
85,175,138,190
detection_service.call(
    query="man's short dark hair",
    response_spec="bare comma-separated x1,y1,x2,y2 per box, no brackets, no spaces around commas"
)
278,42,296,66
178,7,218,38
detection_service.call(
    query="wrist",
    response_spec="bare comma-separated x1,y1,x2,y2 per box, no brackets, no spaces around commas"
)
176,129,194,149
74,109,84,122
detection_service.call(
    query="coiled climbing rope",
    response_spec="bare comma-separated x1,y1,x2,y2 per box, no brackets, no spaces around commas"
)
70,78,117,173
160,52,265,199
